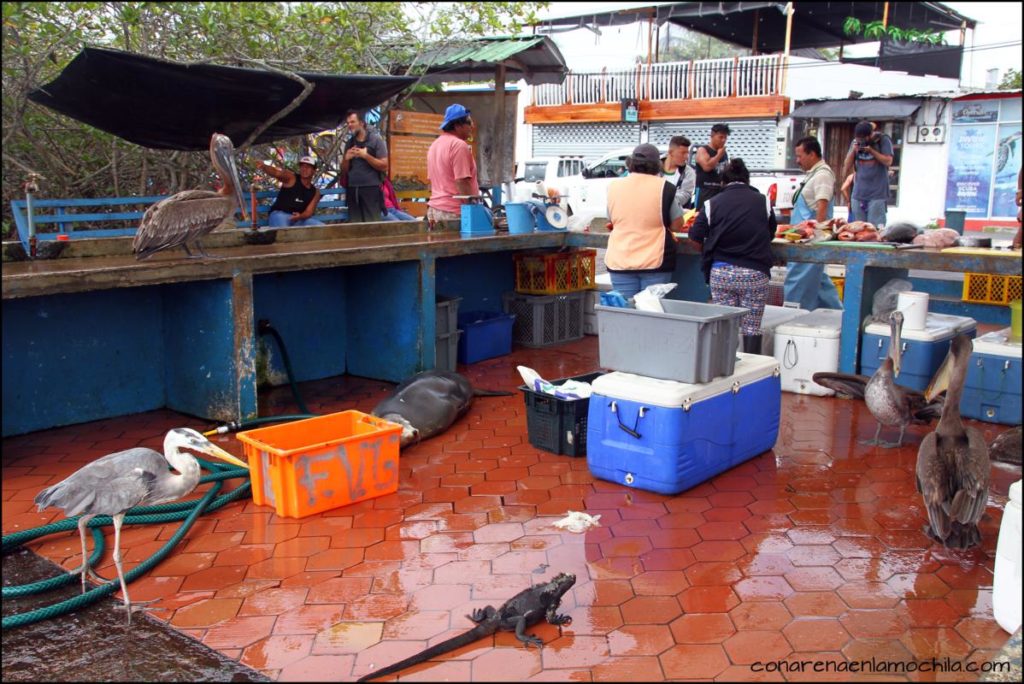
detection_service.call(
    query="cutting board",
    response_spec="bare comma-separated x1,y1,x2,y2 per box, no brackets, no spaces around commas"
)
816,240,897,249
941,246,1022,257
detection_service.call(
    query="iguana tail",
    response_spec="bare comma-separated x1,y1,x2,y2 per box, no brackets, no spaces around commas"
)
357,624,494,681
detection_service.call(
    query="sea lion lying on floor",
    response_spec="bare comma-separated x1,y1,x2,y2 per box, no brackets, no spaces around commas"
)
371,369,511,448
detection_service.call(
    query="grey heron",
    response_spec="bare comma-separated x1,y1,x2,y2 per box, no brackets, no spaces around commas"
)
133,133,248,259
34,427,249,623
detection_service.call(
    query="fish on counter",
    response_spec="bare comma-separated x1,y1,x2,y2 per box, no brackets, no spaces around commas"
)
881,221,921,244
837,220,879,242
913,227,961,248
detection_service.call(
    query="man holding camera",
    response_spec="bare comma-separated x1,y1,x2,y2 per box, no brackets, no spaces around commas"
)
841,120,894,227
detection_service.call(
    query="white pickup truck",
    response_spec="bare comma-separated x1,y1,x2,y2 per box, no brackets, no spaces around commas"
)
547,145,804,220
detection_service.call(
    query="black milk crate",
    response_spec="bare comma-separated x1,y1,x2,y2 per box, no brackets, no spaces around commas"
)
520,372,603,456
502,291,585,348
436,295,462,336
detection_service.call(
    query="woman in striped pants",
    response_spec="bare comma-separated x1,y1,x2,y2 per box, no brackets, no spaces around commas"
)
688,158,777,354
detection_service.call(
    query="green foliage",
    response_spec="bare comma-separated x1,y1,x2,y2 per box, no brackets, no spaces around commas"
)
840,15,946,46
1,1,546,236
999,68,1022,90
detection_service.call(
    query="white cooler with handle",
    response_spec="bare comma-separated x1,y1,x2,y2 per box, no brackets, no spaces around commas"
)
774,309,844,396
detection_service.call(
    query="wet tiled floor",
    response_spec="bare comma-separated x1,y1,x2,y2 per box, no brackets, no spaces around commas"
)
3,335,1020,681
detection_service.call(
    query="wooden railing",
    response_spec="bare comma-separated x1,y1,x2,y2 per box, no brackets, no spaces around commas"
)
532,54,784,106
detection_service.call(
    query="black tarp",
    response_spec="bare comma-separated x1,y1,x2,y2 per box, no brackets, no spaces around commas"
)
841,38,964,79
791,97,922,120
27,47,417,151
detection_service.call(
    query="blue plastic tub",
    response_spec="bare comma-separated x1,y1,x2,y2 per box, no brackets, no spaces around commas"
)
460,204,494,236
586,355,781,495
505,203,535,234
457,311,515,364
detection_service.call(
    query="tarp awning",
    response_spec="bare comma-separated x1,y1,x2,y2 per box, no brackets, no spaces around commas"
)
408,35,568,85
28,47,417,151
536,2,976,53
790,97,923,120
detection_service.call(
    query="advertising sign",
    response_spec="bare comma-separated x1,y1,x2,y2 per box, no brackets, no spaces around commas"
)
991,124,1022,218
945,125,996,217
951,100,1000,124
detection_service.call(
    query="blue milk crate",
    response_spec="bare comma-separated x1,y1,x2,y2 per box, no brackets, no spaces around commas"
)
460,204,495,237
586,354,781,495
860,312,976,392
962,328,1021,424
457,311,515,364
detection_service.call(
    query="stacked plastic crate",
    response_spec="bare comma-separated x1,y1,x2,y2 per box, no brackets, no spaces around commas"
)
435,295,462,371
503,249,597,347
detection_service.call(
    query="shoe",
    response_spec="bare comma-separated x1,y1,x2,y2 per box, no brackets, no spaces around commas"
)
741,334,762,355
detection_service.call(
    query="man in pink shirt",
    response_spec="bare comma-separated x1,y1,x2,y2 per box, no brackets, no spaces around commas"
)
426,104,479,230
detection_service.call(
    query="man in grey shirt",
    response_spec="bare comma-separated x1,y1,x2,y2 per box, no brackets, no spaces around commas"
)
662,135,696,210
842,120,893,228
341,110,389,223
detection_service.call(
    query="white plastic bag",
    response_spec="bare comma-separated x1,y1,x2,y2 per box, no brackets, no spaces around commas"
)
633,282,678,312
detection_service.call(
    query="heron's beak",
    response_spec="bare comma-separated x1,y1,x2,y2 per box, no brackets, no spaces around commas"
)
211,134,248,222
203,441,249,469
888,310,903,378
924,348,953,403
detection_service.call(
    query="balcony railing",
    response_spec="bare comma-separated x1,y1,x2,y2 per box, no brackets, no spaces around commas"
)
533,54,784,106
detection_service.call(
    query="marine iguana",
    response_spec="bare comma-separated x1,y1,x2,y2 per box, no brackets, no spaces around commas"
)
357,572,576,681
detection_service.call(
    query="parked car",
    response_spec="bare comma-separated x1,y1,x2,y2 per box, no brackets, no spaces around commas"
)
556,146,804,219
511,156,586,202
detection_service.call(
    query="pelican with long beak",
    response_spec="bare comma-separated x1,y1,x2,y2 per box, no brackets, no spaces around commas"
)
133,133,248,259
915,334,989,549
35,428,249,623
860,310,916,448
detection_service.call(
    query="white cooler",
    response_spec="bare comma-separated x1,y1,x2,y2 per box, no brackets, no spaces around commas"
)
774,309,844,396
742,304,809,356
994,479,1022,633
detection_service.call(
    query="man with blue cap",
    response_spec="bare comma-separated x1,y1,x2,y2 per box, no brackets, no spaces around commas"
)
426,104,479,230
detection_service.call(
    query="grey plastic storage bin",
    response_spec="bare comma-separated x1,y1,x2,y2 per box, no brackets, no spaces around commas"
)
595,300,747,383
436,295,462,336
435,330,462,372
502,291,585,348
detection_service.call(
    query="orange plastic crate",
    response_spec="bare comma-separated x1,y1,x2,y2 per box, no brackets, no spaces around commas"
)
962,273,1023,305
513,248,597,295
236,410,402,518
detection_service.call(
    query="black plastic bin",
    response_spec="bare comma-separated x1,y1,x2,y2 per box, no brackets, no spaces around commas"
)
519,371,603,456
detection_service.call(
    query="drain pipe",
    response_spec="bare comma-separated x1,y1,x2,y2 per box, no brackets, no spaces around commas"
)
250,182,259,232
23,173,40,258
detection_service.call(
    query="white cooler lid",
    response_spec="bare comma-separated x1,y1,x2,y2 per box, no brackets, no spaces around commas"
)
592,353,779,407
864,312,974,342
775,309,843,339
761,304,810,328
972,328,1023,358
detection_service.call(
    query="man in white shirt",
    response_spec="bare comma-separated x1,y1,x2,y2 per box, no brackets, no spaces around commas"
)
661,135,696,211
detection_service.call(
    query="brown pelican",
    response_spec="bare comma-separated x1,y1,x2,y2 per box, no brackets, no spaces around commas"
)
34,428,249,623
858,310,919,448
916,334,990,549
990,425,1022,466
133,133,247,259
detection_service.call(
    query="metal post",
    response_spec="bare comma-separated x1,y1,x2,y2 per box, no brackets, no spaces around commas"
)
494,63,507,205
24,174,40,258
781,2,794,96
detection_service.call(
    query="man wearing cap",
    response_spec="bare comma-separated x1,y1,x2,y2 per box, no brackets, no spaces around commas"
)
255,156,324,227
841,120,893,227
341,109,389,223
605,143,684,299
427,104,479,230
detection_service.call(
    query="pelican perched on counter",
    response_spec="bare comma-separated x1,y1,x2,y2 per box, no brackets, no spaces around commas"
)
916,334,990,549
133,133,248,259
34,428,249,624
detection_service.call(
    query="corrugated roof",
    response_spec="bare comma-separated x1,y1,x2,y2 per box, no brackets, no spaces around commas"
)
426,36,546,68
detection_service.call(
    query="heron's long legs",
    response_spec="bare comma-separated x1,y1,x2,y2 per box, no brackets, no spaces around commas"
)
108,513,155,624
73,514,95,594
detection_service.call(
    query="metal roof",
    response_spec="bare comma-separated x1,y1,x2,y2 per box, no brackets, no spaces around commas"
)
413,36,568,85
535,2,977,53
791,97,923,120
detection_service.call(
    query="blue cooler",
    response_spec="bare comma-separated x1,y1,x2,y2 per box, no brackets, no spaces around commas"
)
460,204,494,237
586,354,781,495
962,328,1021,424
860,312,976,392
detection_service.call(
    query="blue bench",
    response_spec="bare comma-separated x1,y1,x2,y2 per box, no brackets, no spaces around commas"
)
10,188,348,251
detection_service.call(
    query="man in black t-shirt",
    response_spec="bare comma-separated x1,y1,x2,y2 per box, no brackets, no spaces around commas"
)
256,156,324,227
694,123,730,206
341,110,389,223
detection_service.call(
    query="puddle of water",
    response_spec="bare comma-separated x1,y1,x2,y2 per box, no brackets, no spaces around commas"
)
1,548,268,682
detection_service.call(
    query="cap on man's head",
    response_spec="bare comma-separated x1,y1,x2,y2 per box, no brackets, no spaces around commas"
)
299,155,316,167
854,121,873,138
440,104,471,130
630,143,661,164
